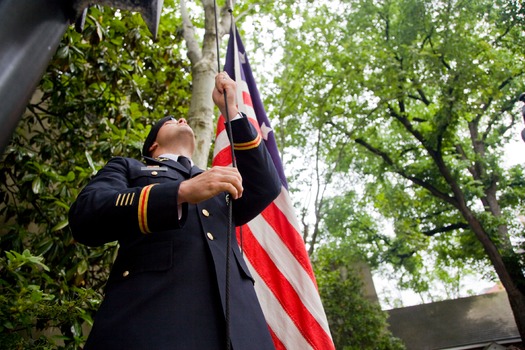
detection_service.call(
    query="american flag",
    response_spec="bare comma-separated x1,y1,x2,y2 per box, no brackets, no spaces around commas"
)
212,27,335,350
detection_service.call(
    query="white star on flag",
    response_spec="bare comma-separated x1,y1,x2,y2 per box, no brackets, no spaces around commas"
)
239,51,247,64
260,122,273,140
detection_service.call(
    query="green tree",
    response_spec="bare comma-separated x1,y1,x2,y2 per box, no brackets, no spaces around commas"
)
314,243,405,349
266,0,525,340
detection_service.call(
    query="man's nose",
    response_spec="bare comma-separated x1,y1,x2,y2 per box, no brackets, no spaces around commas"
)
177,118,187,124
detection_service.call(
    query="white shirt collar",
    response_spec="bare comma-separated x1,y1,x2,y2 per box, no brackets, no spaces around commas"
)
158,153,194,166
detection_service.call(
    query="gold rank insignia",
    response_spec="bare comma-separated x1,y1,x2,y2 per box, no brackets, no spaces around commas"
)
116,192,136,207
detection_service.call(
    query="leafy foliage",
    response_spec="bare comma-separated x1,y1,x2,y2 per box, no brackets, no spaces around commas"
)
313,244,405,349
0,3,190,347
0,249,97,349
265,0,525,308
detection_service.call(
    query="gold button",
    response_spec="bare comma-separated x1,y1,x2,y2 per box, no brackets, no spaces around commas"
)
151,171,158,176
202,209,210,217
206,232,214,240
122,271,130,277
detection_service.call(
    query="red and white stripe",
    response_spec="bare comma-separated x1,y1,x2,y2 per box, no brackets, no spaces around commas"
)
212,35,334,350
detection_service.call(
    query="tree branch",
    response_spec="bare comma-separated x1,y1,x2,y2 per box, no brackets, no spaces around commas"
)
407,87,431,106
421,222,469,237
352,136,456,205
481,72,524,142
387,104,431,150
180,0,201,65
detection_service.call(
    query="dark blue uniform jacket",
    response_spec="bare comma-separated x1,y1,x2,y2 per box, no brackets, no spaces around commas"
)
69,118,281,349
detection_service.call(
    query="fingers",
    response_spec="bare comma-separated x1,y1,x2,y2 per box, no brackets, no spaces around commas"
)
207,166,243,199
214,72,237,98
213,72,238,117
215,72,231,92
178,166,243,204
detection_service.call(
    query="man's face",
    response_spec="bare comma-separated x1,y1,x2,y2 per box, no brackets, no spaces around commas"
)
151,118,195,154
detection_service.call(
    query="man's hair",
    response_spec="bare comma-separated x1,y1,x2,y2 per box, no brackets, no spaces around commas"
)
142,116,174,157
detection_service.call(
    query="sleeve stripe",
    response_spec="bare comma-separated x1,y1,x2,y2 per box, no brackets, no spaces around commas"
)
126,192,135,206
138,184,156,234
234,134,262,151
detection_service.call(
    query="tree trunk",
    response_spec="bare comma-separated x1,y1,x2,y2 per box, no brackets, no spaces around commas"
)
187,60,216,167
431,142,525,340
180,0,233,167
507,277,525,342
461,206,525,341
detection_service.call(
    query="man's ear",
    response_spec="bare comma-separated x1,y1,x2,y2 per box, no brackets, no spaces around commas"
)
149,142,158,154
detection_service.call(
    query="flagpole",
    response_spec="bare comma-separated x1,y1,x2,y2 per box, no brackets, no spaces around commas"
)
213,1,235,349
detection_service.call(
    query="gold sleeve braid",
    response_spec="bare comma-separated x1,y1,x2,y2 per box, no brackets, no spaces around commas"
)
138,184,158,234
233,133,262,151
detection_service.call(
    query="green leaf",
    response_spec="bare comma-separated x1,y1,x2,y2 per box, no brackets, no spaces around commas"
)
32,177,42,194
66,171,75,182
51,220,68,232
85,150,97,174
77,259,89,275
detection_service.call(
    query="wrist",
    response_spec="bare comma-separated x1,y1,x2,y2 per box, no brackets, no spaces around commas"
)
226,107,239,119
177,181,189,205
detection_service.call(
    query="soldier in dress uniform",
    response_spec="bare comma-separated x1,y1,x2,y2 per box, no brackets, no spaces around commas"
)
69,72,280,349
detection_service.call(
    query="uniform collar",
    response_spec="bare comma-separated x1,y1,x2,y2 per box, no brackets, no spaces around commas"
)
143,155,201,177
